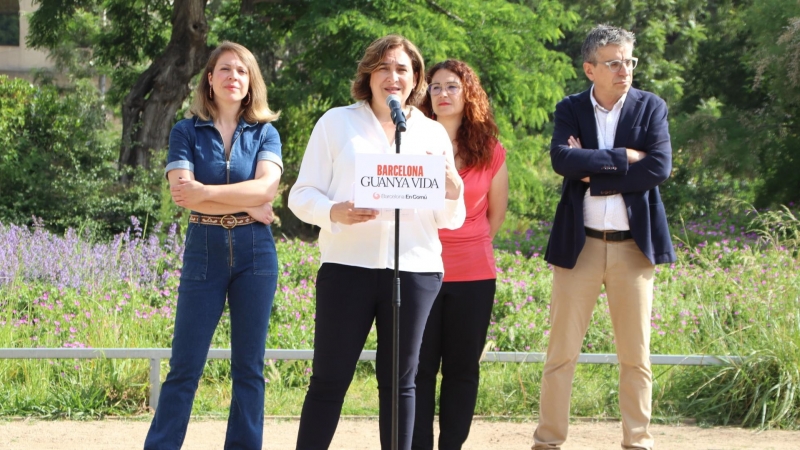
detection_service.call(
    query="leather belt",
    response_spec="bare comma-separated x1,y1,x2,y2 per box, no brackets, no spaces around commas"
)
189,214,256,229
585,227,632,242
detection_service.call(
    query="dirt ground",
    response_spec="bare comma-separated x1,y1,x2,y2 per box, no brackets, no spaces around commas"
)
2,417,800,450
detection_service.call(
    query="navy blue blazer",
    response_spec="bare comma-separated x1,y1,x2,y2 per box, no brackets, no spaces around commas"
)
544,87,677,269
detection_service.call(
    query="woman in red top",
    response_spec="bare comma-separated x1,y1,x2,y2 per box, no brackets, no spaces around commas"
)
412,60,509,450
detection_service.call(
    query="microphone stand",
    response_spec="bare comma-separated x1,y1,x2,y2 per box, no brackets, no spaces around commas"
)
391,123,403,450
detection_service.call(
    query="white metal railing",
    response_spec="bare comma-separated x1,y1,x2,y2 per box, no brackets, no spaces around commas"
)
0,348,741,411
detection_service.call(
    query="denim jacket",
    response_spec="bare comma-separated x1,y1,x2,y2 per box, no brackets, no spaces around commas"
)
165,116,282,186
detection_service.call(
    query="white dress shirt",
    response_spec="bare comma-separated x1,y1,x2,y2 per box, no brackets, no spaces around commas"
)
584,86,631,231
288,101,466,273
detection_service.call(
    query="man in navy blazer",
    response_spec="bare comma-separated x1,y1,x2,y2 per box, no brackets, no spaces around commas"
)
533,25,676,450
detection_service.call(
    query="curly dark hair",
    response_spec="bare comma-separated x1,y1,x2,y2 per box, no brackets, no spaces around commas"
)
419,60,499,170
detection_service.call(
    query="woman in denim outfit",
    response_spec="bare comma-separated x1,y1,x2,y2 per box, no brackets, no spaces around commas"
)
144,41,282,450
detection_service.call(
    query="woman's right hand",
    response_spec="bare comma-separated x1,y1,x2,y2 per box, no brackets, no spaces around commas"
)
330,201,379,225
246,203,275,224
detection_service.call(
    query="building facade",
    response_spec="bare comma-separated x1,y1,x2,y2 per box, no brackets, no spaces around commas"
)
0,0,55,80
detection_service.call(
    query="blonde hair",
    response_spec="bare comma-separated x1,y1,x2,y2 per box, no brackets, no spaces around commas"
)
350,35,427,107
189,41,280,123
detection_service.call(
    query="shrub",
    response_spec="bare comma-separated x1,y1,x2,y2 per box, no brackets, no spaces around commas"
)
0,75,161,237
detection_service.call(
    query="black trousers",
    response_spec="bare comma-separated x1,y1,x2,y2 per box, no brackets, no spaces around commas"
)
411,279,497,450
296,263,442,450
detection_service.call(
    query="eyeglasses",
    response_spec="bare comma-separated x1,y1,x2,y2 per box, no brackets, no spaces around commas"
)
599,58,638,73
428,83,462,96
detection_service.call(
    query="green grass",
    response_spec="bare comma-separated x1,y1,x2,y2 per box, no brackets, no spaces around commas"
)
1,208,799,428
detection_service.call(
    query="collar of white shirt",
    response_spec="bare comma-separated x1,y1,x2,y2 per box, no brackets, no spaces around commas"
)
346,100,418,123
589,85,627,113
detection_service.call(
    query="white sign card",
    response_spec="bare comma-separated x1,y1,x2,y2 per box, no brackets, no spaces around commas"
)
354,153,446,210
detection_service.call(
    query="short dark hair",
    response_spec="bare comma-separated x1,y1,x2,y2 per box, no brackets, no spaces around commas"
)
350,34,427,107
582,25,636,63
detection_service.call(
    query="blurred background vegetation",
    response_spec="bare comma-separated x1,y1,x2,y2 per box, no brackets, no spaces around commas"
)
1,0,799,237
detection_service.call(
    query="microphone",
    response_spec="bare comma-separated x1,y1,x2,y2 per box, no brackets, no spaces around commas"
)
386,94,407,132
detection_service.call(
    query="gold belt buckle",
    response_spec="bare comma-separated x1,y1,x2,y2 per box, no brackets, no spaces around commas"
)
220,214,237,229
603,231,609,242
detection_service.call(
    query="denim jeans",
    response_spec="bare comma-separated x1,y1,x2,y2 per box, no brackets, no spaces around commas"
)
144,221,279,450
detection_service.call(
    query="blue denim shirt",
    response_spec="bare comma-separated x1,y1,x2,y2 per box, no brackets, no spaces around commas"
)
165,116,282,186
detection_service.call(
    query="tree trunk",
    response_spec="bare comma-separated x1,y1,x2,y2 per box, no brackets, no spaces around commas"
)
118,0,211,179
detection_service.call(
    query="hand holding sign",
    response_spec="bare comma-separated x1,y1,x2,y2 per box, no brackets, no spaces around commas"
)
427,150,463,200
331,201,379,224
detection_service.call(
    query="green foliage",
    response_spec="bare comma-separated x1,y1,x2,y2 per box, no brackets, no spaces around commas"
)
256,0,578,129
667,2,763,216
21,0,800,230
27,6,107,82
675,349,800,428
743,0,800,206
28,0,174,104
747,205,800,253
501,124,560,223
671,0,800,209
217,0,578,226
24,0,579,230
679,1,762,113
0,75,111,230
654,209,800,428
269,95,334,236
0,75,160,235
662,98,761,219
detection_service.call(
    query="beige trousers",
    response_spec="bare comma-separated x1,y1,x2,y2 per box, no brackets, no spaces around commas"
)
533,237,655,450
